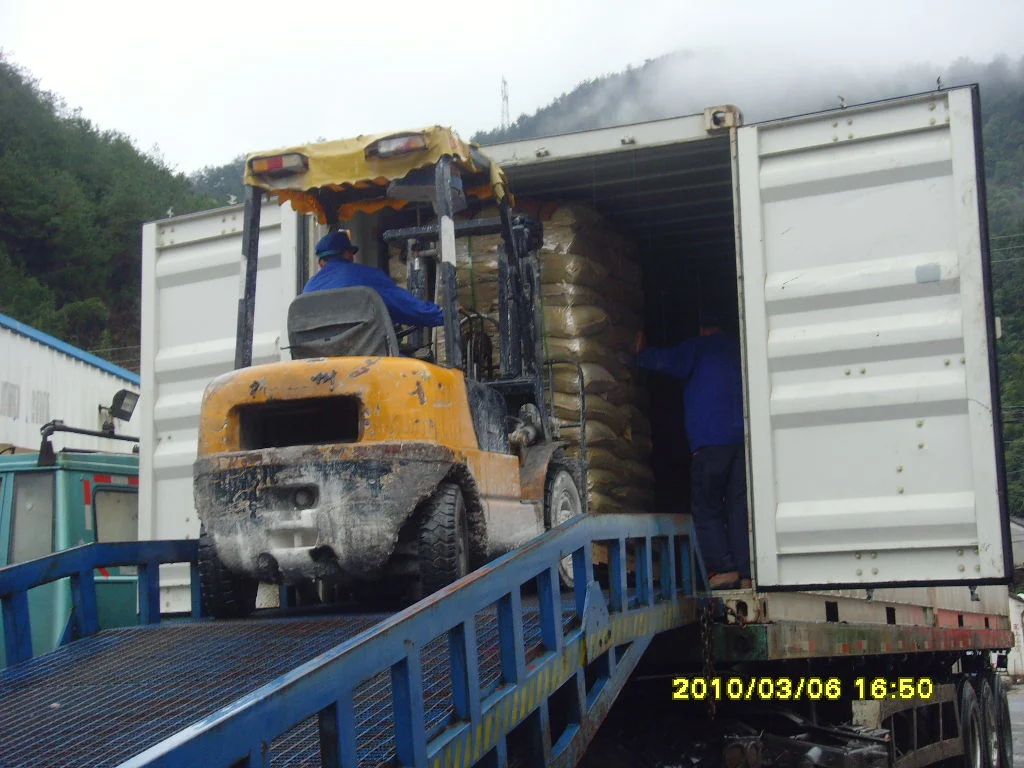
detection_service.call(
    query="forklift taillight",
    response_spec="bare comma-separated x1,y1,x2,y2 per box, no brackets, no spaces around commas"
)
249,153,308,177
365,133,428,159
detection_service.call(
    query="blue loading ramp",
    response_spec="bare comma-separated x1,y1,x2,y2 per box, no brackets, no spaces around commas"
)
0,514,708,767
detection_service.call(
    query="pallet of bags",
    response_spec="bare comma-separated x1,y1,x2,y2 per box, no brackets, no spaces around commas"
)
533,202,653,517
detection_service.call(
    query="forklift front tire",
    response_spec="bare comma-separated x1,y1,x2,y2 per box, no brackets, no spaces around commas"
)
545,462,584,588
198,528,259,620
414,482,470,601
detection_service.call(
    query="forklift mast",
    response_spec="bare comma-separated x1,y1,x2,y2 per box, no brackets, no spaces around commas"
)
377,156,549,441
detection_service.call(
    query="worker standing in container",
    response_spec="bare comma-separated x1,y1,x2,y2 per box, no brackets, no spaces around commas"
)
635,310,749,590
304,229,445,328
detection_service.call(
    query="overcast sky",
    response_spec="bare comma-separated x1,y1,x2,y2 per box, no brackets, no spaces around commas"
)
2,0,1022,174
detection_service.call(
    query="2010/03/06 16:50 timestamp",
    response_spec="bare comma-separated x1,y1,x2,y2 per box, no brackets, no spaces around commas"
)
671,677,935,701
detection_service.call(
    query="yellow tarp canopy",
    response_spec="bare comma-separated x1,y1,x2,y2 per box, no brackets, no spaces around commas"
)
243,126,509,222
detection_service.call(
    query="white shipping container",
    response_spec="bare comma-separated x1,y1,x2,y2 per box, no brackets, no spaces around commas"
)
140,86,1011,618
0,313,140,454
489,87,1009,593
139,203,309,611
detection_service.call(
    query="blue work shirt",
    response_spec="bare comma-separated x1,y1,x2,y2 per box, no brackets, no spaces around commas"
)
303,258,444,327
637,332,744,450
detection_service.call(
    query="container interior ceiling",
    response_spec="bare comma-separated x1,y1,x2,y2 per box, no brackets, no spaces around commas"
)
503,134,738,513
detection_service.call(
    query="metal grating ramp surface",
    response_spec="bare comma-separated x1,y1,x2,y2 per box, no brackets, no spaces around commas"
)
0,601,568,767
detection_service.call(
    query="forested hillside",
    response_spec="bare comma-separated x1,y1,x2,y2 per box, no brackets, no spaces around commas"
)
0,54,217,361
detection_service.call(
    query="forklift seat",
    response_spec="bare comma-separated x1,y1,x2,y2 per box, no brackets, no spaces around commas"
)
287,286,400,359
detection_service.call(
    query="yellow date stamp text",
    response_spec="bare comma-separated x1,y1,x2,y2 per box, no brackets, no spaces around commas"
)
671,676,935,701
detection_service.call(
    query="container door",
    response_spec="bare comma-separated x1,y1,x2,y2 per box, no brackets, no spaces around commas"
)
737,86,1009,589
139,203,305,611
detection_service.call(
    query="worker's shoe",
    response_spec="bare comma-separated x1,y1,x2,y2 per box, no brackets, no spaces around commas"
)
709,571,741,590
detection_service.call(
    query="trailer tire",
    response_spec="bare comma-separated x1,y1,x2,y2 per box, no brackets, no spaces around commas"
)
978,678,1000,768
961,679,985,768
414,482,470,601
544,458,584,588
991,675,1013,768
198,528,258,620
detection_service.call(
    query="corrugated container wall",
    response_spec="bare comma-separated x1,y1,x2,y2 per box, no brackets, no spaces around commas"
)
0,314,140,454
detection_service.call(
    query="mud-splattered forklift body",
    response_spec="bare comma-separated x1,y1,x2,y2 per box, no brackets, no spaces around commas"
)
193,128,585,618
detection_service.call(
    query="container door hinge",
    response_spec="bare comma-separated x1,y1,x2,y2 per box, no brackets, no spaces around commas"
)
703,105,743,133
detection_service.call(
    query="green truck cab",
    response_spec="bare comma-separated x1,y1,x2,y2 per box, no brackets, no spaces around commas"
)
0,451,139,667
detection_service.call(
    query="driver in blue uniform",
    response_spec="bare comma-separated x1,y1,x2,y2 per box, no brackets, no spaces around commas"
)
303,229,444,328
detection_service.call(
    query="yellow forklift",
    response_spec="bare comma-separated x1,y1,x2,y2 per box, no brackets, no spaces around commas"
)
193,128,586,617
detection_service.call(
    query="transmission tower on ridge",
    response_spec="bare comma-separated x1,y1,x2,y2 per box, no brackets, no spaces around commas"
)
501,77,510,131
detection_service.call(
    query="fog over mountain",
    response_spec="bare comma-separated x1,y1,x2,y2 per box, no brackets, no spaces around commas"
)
472,49,1024,143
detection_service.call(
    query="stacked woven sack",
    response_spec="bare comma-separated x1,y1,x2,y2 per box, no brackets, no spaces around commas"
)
387,201,655,513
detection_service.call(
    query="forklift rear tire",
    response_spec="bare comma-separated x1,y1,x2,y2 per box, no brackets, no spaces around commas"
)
414,482,470,601
198,528,259,620
545,462,584,588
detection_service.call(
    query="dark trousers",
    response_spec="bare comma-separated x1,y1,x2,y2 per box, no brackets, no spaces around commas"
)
690,443,749,578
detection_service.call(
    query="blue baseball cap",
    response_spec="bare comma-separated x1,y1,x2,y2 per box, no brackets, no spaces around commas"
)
316,229,359,258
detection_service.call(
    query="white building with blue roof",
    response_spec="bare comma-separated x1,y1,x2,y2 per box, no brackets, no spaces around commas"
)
0,313,140,454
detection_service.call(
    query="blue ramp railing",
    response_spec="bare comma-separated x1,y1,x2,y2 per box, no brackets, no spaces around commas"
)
116,513,708,768
0,540,200,666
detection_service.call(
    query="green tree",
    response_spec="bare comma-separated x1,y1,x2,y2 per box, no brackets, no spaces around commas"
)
0,52,218,353
189,155,246,205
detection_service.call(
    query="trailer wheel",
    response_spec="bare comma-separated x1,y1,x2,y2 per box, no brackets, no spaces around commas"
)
978,678,1000,768
961,679,985,768
991,675,1013,768
414,482,470,601
198,528,258,620
544,459,584,588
